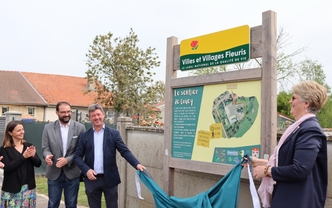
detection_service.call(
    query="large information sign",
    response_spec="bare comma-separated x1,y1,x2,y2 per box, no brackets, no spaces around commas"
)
172,81,261,165
180,25,250,71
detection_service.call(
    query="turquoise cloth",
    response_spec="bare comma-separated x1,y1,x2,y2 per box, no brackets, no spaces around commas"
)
138,162,244,208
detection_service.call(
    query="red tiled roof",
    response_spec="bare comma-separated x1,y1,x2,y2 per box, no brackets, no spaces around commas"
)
155,100,165,107
152,107,161,112
0,71,47,105
21,72,97,107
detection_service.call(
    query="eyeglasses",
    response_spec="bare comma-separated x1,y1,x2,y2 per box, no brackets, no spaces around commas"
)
291,96,298,101
291,95,304,102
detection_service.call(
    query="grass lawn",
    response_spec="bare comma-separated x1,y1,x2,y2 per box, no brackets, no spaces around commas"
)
35,175,106,207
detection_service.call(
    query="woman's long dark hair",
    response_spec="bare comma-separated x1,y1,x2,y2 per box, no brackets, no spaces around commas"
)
3,120,25,148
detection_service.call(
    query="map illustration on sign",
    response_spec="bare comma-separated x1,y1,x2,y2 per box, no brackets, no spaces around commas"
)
172,81,261,165
212,90,259,138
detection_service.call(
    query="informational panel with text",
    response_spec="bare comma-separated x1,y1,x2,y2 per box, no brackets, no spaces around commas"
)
172,80,261,165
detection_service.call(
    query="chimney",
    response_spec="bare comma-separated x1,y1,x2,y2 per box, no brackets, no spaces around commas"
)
87,75,96,90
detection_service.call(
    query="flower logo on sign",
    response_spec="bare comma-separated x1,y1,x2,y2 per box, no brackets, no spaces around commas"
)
191,40,199,50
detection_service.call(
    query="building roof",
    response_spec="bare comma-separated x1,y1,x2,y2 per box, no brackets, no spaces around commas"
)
155,100,165,108
21,72,97,107
277,111,294,122
0,71,47,106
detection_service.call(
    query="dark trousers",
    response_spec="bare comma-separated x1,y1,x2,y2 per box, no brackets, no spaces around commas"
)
84,175,118,208
47,170,80,208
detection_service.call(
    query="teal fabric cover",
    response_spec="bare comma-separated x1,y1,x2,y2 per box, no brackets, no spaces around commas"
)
138,162,244,208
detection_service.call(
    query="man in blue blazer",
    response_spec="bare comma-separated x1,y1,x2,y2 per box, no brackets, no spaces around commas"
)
74,103,145,208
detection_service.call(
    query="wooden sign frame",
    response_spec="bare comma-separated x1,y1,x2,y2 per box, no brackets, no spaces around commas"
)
163,10,277,195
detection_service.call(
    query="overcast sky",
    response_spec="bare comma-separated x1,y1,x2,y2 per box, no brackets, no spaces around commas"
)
1,0,331,89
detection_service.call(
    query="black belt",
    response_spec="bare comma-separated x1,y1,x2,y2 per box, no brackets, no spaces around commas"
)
96,174,104,177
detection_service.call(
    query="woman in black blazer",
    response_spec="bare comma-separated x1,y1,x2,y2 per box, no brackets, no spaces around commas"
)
250,81,328,208
0,120,41,207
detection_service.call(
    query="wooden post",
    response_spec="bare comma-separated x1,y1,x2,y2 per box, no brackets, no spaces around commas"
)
261,10,277,158
117,116,133,208
163,36,178,195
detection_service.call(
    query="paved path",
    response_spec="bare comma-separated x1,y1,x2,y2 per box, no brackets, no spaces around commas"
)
36,193,66,208
36,193,88,208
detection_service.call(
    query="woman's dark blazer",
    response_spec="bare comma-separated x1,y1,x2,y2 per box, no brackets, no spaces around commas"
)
271,117,327,208
0,142,42,193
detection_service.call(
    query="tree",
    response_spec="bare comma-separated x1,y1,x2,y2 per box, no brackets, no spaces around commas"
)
277,91,292,118
150,80,165,103
317,94,332,128
252,27,307,91
293,58,332,127
296,58,331,93
187,27,307,92
276,58,332,128
85,28,160,122
276,84,332,128
274,27,307,91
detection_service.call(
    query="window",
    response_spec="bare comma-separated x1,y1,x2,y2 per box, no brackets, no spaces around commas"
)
2,106,9,115
28,107,35,116
107,111,114,118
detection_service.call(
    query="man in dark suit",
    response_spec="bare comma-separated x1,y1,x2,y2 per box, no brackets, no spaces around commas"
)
74,103,145,208
42,101,86,208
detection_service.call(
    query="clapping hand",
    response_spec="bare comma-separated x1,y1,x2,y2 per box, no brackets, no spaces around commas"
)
45,154,53,166
56,157,68,168
23,146,36,158
0,156,4,168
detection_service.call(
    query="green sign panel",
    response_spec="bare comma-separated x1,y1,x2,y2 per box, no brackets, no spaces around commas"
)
172,86,203,159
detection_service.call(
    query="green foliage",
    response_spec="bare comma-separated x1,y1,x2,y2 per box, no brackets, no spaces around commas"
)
275,51,297,91
150,80,165,103
317,94,332,128
277,89,332,128
86,28,160,117
291,58,332,127
297,58,331,93
277,91,293,118
187,27,308,92
227,27,307,91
